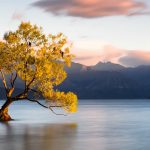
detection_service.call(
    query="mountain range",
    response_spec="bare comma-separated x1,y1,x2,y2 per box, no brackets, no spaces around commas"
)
60,61,150,99
1,61,150,99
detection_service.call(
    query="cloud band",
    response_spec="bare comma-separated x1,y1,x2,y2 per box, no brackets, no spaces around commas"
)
31,0,149,18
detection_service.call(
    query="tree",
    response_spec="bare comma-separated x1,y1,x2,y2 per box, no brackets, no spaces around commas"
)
0,22,78,121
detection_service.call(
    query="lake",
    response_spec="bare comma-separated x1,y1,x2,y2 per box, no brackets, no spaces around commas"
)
0,100,150,150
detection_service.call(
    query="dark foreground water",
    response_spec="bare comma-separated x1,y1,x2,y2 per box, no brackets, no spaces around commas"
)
0,100,150,150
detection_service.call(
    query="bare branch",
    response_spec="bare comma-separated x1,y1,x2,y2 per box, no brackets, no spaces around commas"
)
26,77,35,89
29,88,41,94
12,72,17,87
27,98,66,116
29,88,37,92
49,106,67,116
50,105,62,107
26,98,48,108
10,72,18,88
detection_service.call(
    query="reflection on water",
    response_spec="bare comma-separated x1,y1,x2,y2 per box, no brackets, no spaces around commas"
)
0,122,77,150
1,100,150,150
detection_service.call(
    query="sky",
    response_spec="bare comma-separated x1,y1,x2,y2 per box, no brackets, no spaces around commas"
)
0,0,150,67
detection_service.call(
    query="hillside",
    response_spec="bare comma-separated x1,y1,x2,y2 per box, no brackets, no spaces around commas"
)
59,62,150,99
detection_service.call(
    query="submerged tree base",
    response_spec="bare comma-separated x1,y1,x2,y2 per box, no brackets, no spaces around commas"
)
0,109,12,122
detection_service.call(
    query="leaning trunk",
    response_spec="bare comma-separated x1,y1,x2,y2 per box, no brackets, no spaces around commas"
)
0,100,12,121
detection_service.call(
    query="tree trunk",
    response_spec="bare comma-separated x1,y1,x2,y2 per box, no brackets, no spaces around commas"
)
0,99,12,121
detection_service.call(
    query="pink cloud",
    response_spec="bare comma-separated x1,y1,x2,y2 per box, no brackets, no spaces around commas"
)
98,45,125,62
73,45,150,66
128,51,150,60
73,45,125,65
32,0,149,18
119,50,150,66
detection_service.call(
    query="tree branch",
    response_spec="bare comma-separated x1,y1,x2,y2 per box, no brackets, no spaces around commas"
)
24,61,27,90
12,72,17,87
10,72,18,88
13,91,27,100
26,98,66,116
29,88,39,93
26,98,48,108
0,70,8,92
10,73,14,87
27,77,35,88
26,67,37,90
48,106,67,116
12,73,36,100
12,97,27,101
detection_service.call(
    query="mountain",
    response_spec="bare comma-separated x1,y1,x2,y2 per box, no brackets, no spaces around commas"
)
65,62,85,73
58,62,150,99
1,62,150,99
59,71,142,99
121,65,150,88
65,61,125,73
91,61,125,71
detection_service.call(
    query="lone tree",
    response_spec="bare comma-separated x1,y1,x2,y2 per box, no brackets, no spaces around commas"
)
0,22,78,121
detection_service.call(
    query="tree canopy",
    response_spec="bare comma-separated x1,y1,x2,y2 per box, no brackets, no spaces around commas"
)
0,22,78,121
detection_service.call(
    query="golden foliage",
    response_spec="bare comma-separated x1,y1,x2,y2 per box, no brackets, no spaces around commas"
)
0,22,78,113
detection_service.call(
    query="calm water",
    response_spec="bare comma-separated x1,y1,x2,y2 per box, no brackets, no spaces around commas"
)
0,100,150,150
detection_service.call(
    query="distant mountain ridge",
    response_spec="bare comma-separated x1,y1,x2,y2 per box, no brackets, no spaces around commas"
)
1,62,150,99
91,61,125,71
65,61,126,73
60,62,150,99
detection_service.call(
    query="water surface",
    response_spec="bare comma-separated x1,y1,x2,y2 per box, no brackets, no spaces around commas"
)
0,100,150,150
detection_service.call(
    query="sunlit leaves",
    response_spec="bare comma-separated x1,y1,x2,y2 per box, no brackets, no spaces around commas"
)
44,90,78,113
0,22,78,113
27,56,35,65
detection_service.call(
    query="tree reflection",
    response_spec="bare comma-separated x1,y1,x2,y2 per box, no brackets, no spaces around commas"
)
0,122,77,150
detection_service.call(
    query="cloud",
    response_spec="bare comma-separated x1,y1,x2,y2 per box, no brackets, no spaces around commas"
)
72,45,150,66
97,47,150,67
12,11,24,20
72,48,100,65
98,45,125,62
72,45,126,65
101,47,150,67
119,50,150,67
31,0,149,18
74,56,96,61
